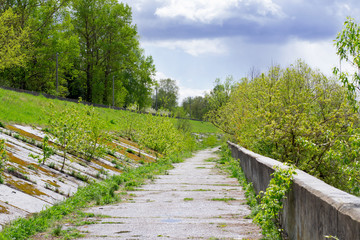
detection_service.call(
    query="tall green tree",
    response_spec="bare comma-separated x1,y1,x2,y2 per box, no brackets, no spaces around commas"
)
182,96,209,120
72,0,155,105
205,76,235,111
122,48,155,109
152,78,179,111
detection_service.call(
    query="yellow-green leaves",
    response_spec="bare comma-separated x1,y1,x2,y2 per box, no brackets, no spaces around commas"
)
209,60,360,195
0,8,30,70
136,114,187,155
48,102,106,171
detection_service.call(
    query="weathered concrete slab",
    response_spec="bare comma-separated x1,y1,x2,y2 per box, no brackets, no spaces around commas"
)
78,148,262,240
0,185,50,214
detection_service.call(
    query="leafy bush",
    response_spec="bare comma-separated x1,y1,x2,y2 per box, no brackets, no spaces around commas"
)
202,134,218,148
136,114,195,155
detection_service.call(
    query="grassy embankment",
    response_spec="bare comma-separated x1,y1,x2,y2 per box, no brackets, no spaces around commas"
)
0,88,218,134
0,88,218,239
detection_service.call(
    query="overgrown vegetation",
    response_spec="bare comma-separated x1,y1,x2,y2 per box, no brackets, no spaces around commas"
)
208,60,360,195
0,84,206,239
47,101,107,171
217,144,295,240
334,17,360,110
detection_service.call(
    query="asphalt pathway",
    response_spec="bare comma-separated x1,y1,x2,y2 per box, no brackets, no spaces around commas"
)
77,148,262,240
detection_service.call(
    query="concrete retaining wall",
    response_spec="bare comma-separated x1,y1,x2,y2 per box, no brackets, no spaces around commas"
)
228,142,360,240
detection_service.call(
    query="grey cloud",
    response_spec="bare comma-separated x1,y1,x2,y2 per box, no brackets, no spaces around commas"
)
125,0,356,43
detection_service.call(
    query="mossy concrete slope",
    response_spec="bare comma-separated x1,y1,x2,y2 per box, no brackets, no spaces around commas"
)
0,124,156,230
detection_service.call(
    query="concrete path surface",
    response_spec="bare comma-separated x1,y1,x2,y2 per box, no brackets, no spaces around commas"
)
77,148,262,240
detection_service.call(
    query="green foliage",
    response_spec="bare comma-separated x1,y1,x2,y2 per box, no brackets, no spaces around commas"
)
176,118,192,133
47,101,106,171
126,148,135,154
208,60,360,195
205,76,235,112
182,96,209,120
0,139,7,183
48,103,84,171
80,105,106,162
334,17,360,109
325,235,340,240
254,165,296,239
136,114,194,155
202,134,219,148
0,8,30,70
0,0,155,107
29,135,54,165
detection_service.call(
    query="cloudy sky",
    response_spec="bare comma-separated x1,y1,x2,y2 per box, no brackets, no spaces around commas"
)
121,0,360,103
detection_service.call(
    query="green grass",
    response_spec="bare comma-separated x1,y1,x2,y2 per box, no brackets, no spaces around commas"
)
210,197,236,202
0,88,218,134
183,198,194,201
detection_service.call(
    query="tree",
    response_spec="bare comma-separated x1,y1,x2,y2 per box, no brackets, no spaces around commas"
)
80,105,106,161
48,103,85,171
182,96,209,120
0,8,29,70
72,0,155,105
205,76,235,111
209,60,360,195
334,17,360,109
0,0,77,95
152,78,179,111
0,1,155,106
48,102,106,171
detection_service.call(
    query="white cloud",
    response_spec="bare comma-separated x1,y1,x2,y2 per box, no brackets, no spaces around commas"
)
178,85,210,104
279,39,340,75
144,38,227,56
154,71,169,81
155,0,285,24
